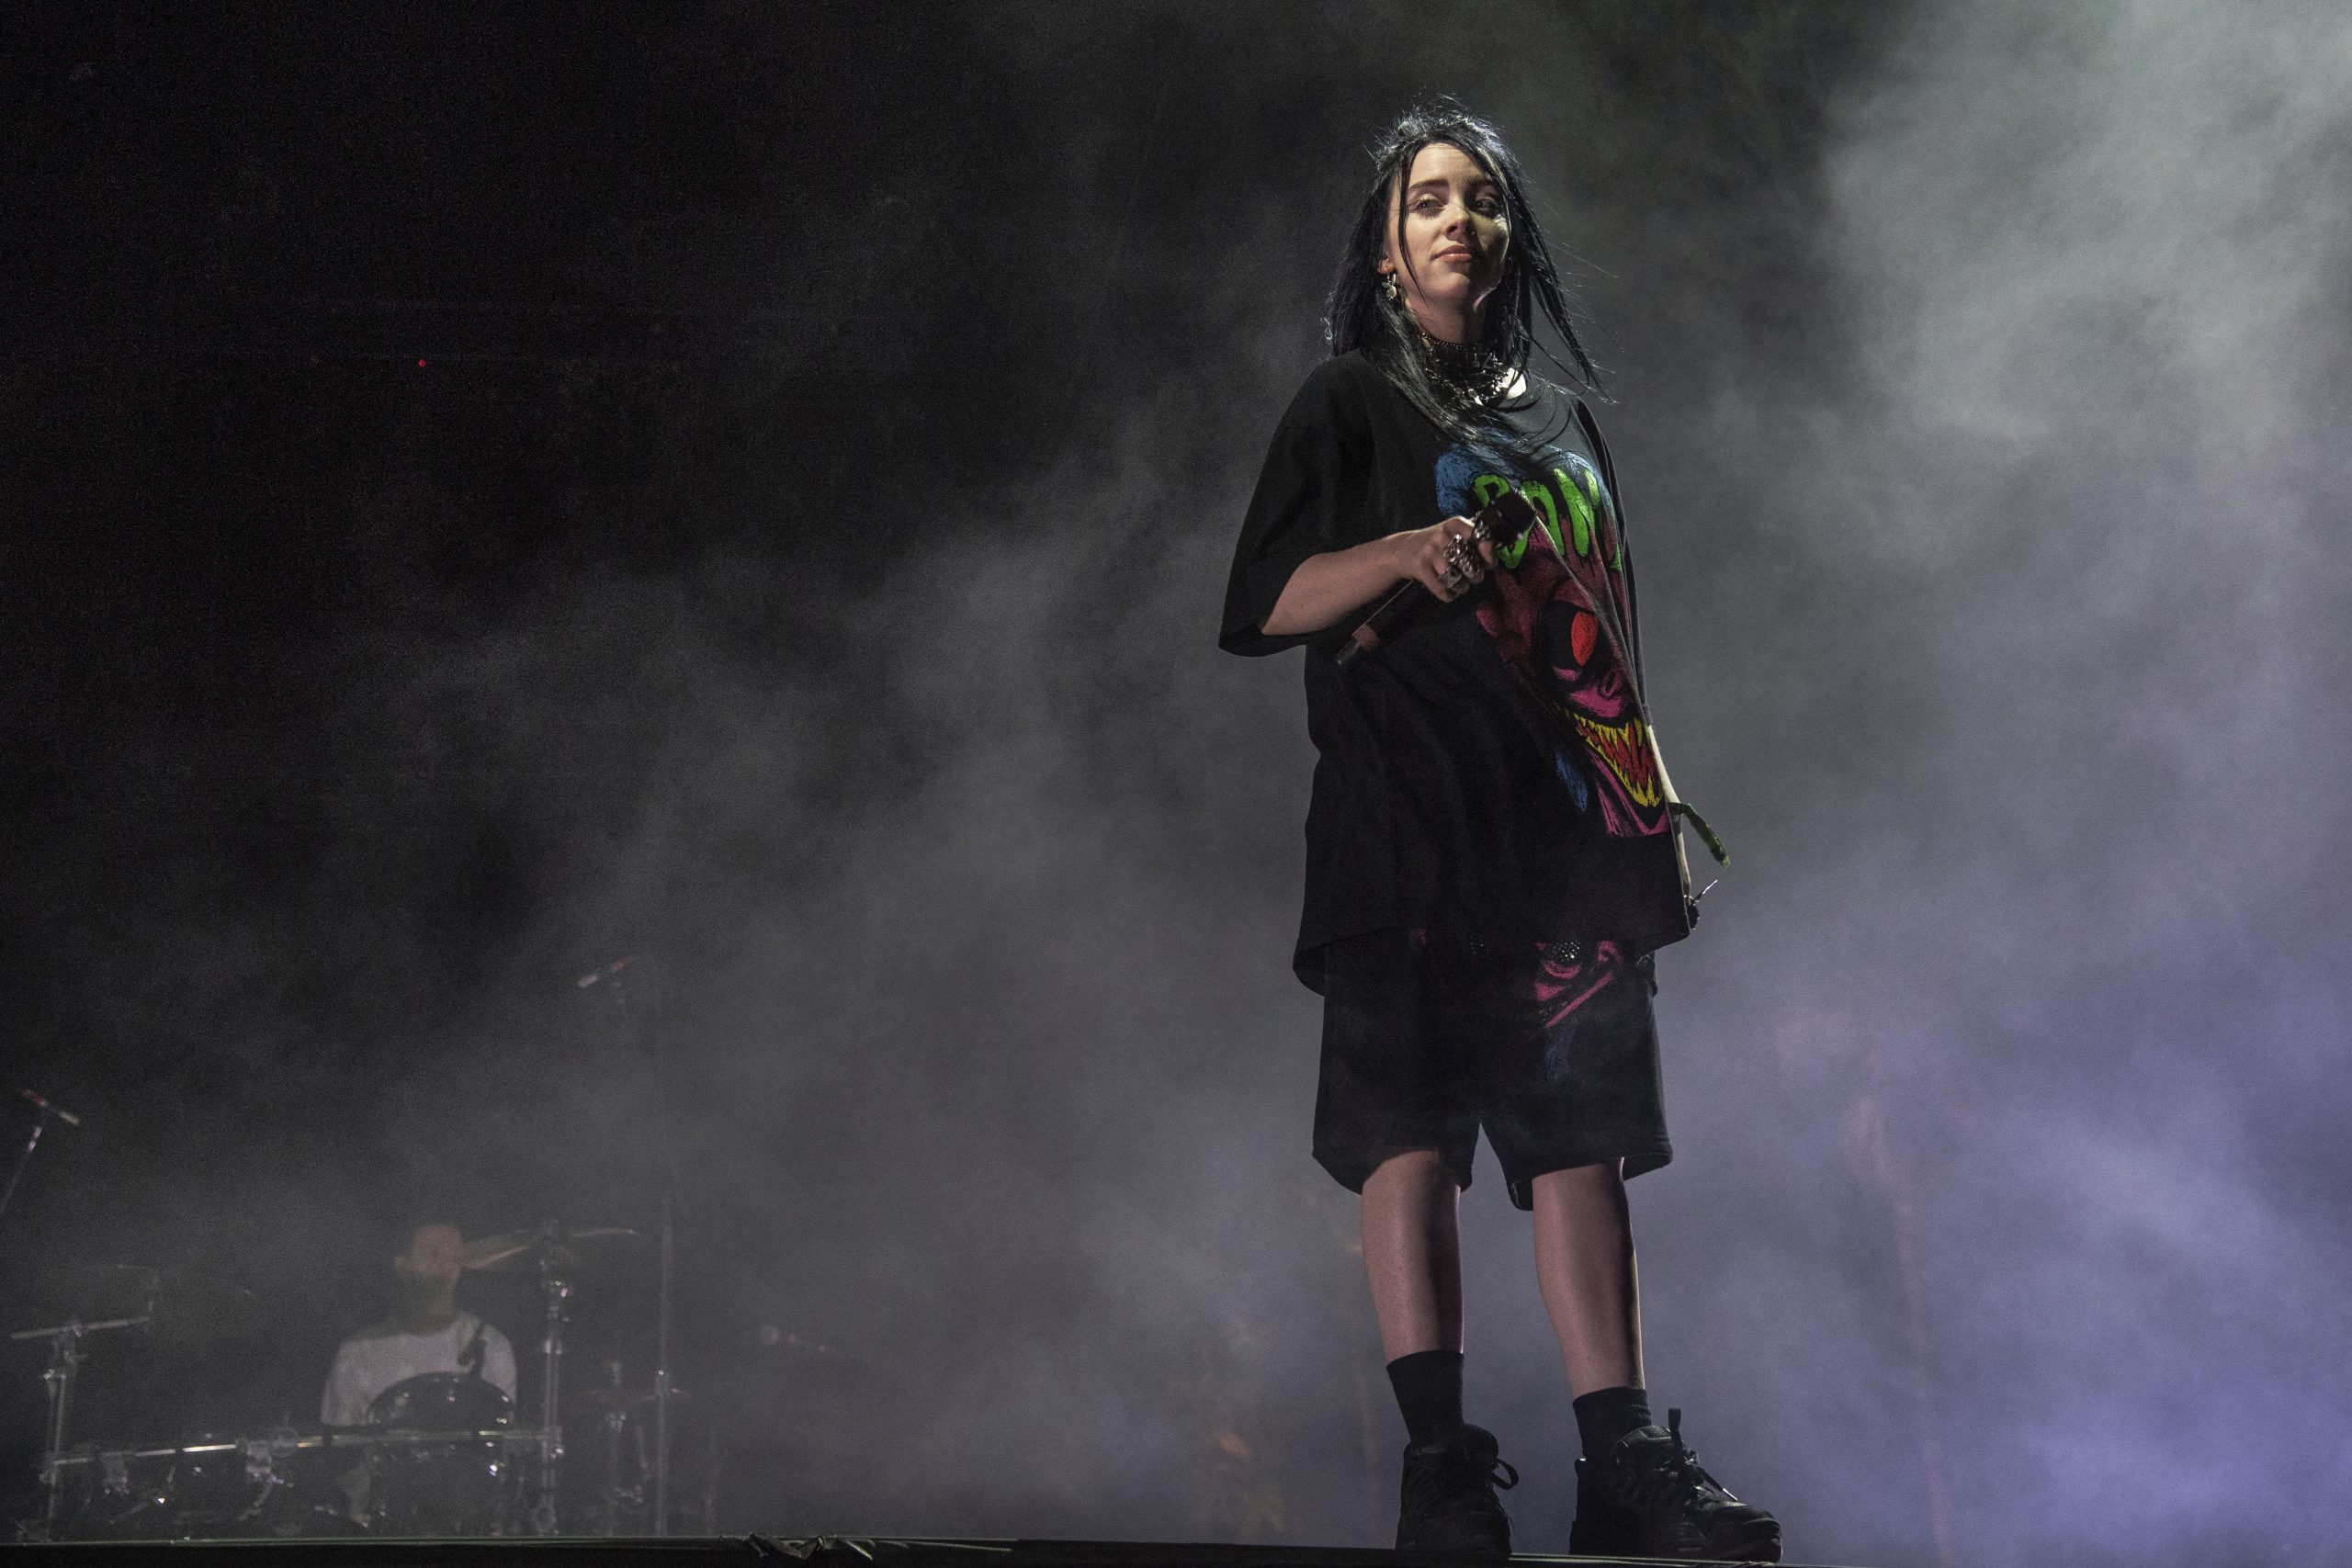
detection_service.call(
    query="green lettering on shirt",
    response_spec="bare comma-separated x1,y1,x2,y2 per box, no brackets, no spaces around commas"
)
1520,479,1564,558
1555,468,1595,558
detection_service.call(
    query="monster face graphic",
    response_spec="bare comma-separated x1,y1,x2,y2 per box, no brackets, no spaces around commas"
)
1526,936,1634,1045
1441,445,1668,838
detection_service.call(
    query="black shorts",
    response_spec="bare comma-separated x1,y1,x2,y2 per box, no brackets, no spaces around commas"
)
1312,927,1672,1210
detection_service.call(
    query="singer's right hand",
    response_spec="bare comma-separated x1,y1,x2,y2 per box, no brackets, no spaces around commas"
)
1390,516,1498,602
1260,515,1496,637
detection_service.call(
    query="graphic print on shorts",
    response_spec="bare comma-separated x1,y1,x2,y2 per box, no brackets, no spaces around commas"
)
1408,929,1636,1068
1436,443,1668,838
1527,936,1634,1057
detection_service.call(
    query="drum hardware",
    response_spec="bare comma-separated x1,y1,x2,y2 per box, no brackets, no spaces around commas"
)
48,1427,549,1469
363,1372,524,1536
11,1265,262,1337
535,1271,568,1535
12,1311,139,1536
7,1226,667,1540
5,1267,258,1540
243,1436,281,1489
571,949,684,1535
461,1219,642,1536
233,1437,290,1528
562,1371,691,1417
582,1360,634,1537
565,1364,693,1534
459,1223,639,1277
42,1424,547,1539
18,1357,687,1538
600,1364,632,1536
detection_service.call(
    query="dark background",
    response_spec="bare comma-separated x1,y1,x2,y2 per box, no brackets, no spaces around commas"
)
5,5,2350,1563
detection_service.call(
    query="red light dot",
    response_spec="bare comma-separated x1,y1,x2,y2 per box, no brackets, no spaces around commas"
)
416,358,426,367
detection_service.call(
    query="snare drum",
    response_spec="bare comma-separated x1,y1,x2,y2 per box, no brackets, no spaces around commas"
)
365,1372,515,1536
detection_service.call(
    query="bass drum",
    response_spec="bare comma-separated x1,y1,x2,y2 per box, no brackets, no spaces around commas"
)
365,1372,515,1537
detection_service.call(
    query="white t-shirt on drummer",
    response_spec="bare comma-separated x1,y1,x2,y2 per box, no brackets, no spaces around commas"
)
320,1312,518,1427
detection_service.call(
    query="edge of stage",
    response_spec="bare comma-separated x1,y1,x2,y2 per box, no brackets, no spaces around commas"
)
0,1537,1827,1566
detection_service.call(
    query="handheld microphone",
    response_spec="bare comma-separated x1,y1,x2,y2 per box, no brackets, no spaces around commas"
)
1332,491,1541,670
16,1089,81,1128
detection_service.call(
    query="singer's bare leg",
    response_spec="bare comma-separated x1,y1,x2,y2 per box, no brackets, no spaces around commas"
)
1530,1160,1644,1393
1360,1149,1464,1359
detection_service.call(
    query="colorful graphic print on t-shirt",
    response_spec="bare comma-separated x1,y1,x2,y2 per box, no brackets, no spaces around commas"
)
1436,442,1668,838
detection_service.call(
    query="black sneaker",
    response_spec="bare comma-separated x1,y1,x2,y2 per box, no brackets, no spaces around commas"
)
1569,1406,1781,1562
1396,1422,1518,1557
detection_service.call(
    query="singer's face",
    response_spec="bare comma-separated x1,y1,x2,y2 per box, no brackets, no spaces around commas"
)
394,1223,465,1291
1378,141,1510,336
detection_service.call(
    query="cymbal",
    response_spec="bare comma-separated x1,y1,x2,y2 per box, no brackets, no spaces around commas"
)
461,1224,640,1276
8,1264,260,1337
561,1375,691,1418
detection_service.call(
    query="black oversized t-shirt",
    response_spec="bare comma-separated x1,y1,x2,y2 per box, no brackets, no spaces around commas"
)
1221,350,1687,991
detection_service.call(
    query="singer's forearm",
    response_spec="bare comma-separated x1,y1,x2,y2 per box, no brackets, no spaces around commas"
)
1261,536,1412,637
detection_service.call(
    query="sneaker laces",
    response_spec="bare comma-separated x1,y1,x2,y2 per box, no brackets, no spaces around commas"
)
1611,1407,1739,1512
1459,1426,1520,1493
1408,1430,1521,1503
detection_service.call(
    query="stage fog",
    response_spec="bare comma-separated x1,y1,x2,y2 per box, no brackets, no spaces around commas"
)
5,5,2348,1563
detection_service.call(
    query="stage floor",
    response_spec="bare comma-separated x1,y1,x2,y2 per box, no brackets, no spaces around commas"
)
0,1537,1821,1567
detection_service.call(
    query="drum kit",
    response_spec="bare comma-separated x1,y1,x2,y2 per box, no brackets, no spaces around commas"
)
9,1223,684,1540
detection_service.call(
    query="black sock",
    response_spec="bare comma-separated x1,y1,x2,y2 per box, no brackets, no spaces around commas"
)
1573,1385,1654,1460
1385,1349,1464,1444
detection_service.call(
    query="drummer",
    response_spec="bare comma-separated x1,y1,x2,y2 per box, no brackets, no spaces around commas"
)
321,1218,517,1427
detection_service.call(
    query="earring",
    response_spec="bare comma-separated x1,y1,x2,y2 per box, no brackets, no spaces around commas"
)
1380,273,1399,303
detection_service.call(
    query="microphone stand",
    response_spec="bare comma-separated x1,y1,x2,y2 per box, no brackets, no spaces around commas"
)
608,959,681,1536
530,1247,570,1537
0,1100,59,1229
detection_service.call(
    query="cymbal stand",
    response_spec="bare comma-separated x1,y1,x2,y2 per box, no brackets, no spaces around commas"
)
531,1257,571,1536
9,1312,145,1539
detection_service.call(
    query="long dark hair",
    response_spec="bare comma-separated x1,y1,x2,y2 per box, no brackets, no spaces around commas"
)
1326,98,1601,446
